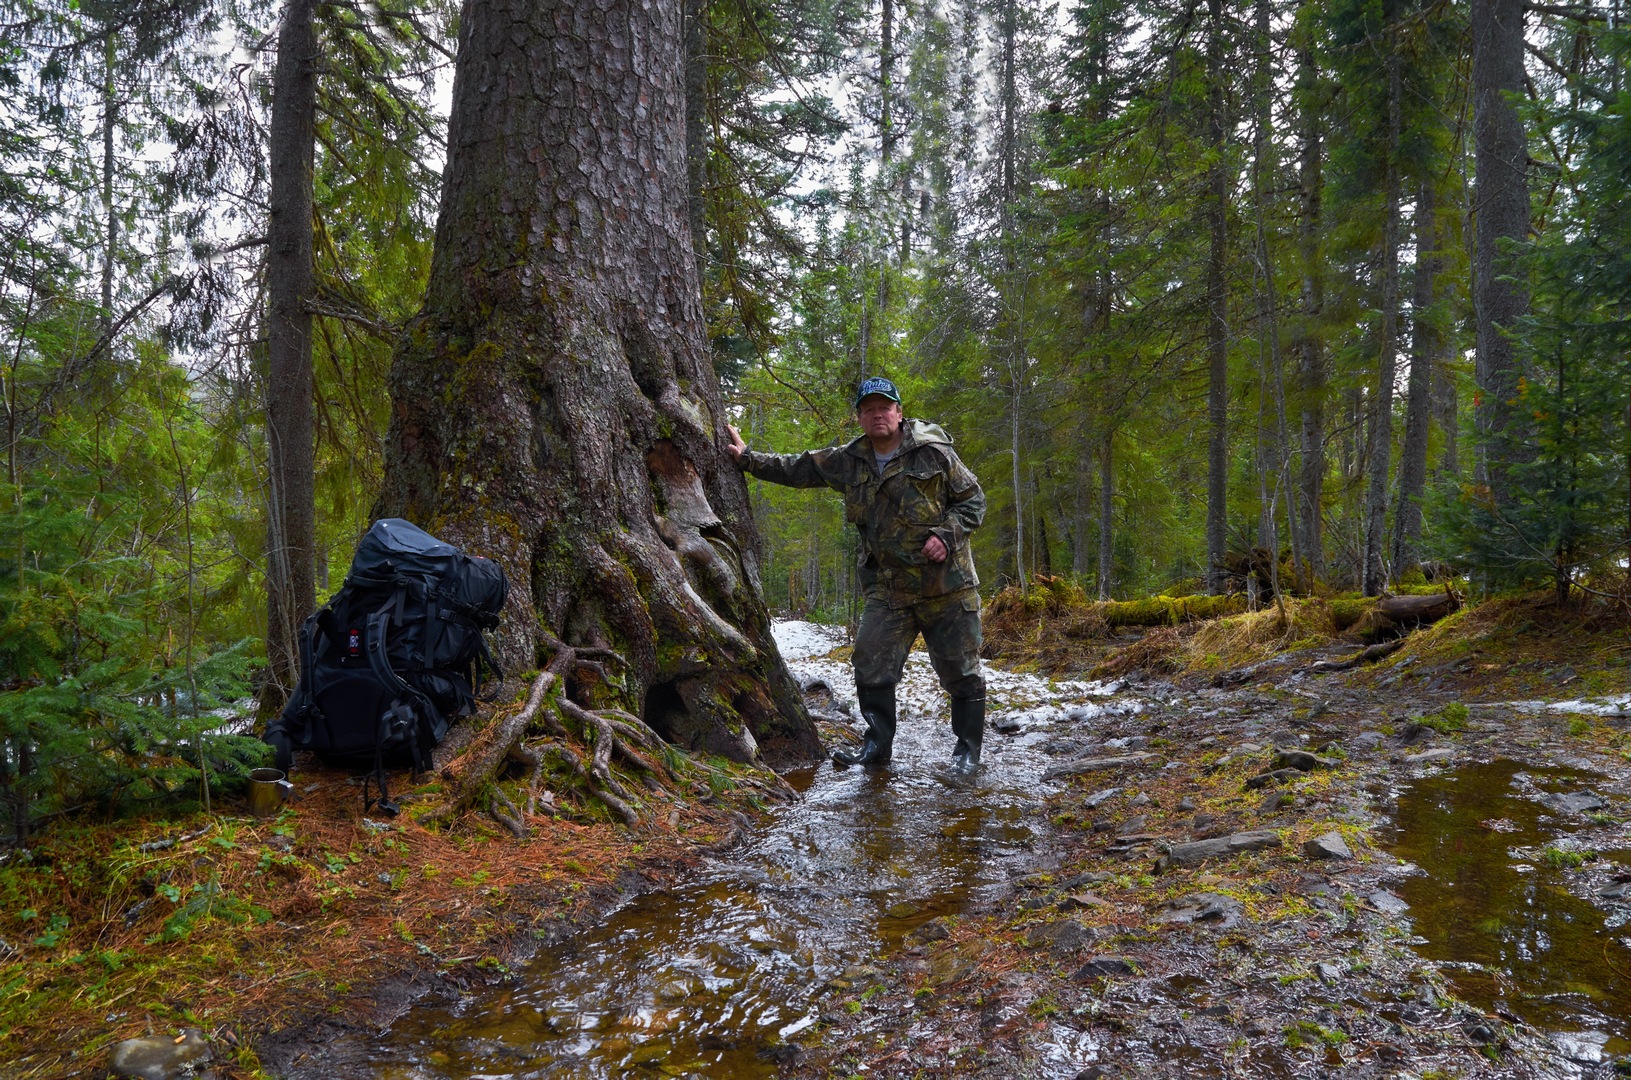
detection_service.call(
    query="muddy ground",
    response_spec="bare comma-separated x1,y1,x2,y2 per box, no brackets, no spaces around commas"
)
783,636,1631,1079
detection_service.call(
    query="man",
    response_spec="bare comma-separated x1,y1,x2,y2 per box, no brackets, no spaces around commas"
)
725,377,987,771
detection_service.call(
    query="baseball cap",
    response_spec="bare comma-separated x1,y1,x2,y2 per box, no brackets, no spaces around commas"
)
854,376,902,408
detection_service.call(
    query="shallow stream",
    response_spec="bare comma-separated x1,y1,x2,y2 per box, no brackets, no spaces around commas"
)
346,622,1125,1079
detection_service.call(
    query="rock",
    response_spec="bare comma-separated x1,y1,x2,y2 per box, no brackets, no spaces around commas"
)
1175,797,1197,812
1368,890,1409,914
1544,791,1607,815
1059,891,1113,910
1154,891,1243,929
1116,815,1149,836
1349,731,1385,751
109,1029,211,1080
1156,830,1281,872
1316,961,1343,982
1055,870,1115,890
1304,832,1353,860
1404,748,1454,765
1599,882,1630,899
1272,749,1337,772
1043,753,1159,780
1267,730,1300,747
1026,919,1098,954
1244,768,1302,789
1083,787,1121,809
992,713,1024,734
1128,792,1151,807
910,918,953,943
1071,955,1139,979
1257,790,1290,815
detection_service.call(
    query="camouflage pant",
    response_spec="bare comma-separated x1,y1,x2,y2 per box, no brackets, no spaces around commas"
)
852,589,985,700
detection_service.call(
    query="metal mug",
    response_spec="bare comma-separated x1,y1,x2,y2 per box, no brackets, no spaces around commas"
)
248,768,295,818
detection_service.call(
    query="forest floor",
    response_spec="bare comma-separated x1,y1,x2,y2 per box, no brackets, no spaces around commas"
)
786,589,1631,1078
0,703,778,1079
5,589,1629,1079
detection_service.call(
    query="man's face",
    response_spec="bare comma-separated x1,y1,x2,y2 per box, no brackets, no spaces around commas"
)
857,396,903,442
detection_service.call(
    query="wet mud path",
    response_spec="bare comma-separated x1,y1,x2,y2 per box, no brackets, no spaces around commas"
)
322,623,1118,1078
283,625,1631,1079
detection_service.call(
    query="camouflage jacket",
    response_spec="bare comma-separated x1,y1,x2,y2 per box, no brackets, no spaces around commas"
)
739,418,985,604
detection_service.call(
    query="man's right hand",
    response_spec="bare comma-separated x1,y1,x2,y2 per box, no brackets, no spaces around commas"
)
725,424,747,463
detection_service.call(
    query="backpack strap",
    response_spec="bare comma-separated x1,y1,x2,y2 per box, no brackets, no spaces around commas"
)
363,611,442,771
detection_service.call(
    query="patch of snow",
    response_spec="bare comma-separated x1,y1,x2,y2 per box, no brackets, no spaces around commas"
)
771,620,850,662
1503,698,1631,718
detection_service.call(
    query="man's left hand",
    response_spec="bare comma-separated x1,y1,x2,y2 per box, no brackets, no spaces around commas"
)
923,534,948,563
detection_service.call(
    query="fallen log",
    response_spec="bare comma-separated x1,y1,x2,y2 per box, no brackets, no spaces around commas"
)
1043,752,1159,781
1309,639,1405,673
1375,588,1459,626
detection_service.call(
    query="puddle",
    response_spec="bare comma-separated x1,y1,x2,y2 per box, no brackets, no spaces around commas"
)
1382,758,1631,1054
311,622,1125,1080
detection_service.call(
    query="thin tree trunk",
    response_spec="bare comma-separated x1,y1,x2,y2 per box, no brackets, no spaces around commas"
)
1098,429,1113,600
1294,15,1326,588
100,34,116,346
1362,0,1402,596
1205,0,1229,594
375,0,817,765
878,0,894,315
264,0,319,712
1393,173,1437,579
1471,0,1531,497
1251,0,1282,565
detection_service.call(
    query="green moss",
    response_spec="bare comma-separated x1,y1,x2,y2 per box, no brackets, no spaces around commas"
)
1329,597,1375,631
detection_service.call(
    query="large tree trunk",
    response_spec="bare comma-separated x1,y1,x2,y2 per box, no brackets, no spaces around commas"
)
1362,0,1402,597
1204,0,1230,595
376,0,819,768
1393,172,1437,579
264,0,319,712
1293,8,1326,588
1470,0,1530,495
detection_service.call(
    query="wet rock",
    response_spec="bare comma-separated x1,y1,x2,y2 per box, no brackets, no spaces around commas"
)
1304,832,1353,860
1156,830,1281,872
1154,891,1243,930
1244,768,1301,789
1272,749,1337,772
1404,748,1454,766
1599,882,1630,899
910,918,953,943
1543,790,1606,815
1071,955,1138,979
1026,918,1099,955
109,1028,211,1080
1368,890,1409,914
1083,787,1121,809
1043,753,1158,780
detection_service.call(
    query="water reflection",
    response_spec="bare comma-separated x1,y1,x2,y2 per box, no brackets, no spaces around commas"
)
1383,758,1631,1052
360,665,1076,1079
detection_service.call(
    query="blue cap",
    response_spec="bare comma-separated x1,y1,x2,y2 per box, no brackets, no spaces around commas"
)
854,376,902,408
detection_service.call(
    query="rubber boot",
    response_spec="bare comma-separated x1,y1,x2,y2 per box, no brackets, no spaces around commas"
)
833,684,897,768
950,695,985,771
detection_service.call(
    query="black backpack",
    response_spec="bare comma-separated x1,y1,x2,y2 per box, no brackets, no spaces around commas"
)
265,518,508,813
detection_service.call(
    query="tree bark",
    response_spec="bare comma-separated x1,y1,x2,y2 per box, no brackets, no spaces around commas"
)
1294,9,1325,588
375,0,818,767
264,0,319,712
683,0,708,279
1204,0,1230,595
1393,172,1437,579
1471,0,1531,495
1097,429,1113,600
1362,0,1402,597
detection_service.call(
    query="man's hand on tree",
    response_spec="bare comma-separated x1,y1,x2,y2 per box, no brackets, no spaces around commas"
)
725,424,747,462
923,534,948,563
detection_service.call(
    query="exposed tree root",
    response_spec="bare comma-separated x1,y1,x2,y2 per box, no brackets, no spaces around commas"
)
1309,639,1407,673
422,637,796,833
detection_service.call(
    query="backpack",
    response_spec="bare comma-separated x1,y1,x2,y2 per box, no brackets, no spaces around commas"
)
265,518,508,814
